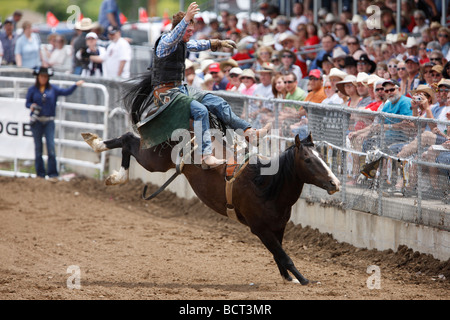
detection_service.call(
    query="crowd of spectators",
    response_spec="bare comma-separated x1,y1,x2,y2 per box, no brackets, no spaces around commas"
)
182,1,449,197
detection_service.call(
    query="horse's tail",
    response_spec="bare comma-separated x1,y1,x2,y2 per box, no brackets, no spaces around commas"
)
122,71,153,126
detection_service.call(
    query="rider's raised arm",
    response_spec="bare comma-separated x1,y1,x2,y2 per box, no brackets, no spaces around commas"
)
156,18,188,58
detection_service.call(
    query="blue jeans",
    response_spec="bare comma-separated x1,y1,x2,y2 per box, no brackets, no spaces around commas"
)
31,120,58,178
178,87,251,155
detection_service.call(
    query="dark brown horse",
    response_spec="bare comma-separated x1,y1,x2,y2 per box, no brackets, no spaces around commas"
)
82,130,340,285
81,72,340,284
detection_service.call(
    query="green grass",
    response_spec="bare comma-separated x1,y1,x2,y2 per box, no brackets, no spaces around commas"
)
0,0,191,24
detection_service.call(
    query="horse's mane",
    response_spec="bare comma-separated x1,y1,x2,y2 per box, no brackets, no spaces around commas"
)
122,71,153,126
249,137,314,200
249,145,297,200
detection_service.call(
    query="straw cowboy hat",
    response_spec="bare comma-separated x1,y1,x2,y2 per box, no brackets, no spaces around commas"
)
437,78,450,87
403,37,419,49
336,75,357,96
278,32,297,44
328,68,347,80
239,68,256,81
258,34,275,47
411,85,437,104
354,72,369,85
364,74,384,87
219,58,239,71
75,18,99,31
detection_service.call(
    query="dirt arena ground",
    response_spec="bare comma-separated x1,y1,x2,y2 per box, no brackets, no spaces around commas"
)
0,175,449,300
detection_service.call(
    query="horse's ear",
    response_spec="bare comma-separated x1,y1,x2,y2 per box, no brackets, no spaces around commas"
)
306,132,313,144
295,134,301,147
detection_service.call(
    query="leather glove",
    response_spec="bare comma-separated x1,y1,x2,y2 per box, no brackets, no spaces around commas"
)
210,39,237,51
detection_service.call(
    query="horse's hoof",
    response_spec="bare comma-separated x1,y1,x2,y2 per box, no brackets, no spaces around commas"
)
105,168,129,185
81,132,107,152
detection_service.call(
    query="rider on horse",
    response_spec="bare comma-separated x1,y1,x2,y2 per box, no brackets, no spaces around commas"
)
150,2,271,168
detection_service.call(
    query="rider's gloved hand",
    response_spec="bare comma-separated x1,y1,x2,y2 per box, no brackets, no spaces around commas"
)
210,39,237,51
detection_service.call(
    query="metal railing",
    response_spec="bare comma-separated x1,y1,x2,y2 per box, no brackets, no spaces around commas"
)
0,76,109,179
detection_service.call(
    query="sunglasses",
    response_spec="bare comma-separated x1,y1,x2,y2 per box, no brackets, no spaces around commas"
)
438,88,450,92
430,58,442,61
384,88,397,93
398,67,406,71
284,80,295,84
438,34,449,38
375,88,385,92
282,55,293,58
324,86,332,89
357,62,367,65
230,74,239,78
388,64,397,68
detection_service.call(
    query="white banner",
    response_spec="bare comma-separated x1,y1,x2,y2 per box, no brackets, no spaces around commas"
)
0,98,35,159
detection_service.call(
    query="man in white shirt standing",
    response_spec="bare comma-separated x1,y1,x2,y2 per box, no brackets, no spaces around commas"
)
90,26,131,79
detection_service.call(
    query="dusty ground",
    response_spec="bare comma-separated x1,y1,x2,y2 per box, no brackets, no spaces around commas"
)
0,175,449,300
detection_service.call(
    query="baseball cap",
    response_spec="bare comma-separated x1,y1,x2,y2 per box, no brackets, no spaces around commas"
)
382,79,400,87
405,55,419,64
209,63,221,73
85,32,98,39
107,25,120,35
308,69,322,79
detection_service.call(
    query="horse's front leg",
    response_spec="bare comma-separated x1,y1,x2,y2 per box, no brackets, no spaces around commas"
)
252,225,310,285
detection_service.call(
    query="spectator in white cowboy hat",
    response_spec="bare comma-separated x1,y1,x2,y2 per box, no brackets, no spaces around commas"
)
253,62,275,99
403,37,419,58
329,47,346,70
72,18,100,75
278,32,297,52
274,16,294,51
327,67,347,97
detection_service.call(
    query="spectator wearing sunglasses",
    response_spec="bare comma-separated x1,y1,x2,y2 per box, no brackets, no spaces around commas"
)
304,69,326,103
437,27,450,58
398,80,450,159
404,55,424,94
429,51,445,66
277,49,303,84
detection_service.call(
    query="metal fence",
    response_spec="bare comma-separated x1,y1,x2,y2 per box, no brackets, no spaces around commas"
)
0,68,448,231
213,90,450,231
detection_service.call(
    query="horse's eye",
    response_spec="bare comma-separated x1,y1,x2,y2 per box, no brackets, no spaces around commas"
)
305,158,312,164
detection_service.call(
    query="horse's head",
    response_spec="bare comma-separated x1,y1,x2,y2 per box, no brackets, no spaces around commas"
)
294,133,341,195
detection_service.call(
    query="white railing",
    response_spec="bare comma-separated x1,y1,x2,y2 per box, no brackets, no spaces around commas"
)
0,77,109,179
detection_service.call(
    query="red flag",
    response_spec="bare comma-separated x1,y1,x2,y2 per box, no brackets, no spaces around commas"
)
120,12,128,25
162,11,171,27
138,7,148,23
46,11,59,28
78,13,84,21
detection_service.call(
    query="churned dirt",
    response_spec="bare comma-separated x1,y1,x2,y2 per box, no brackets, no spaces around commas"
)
0,175,448,300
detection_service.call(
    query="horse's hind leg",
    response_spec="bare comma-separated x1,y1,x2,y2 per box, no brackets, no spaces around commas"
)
81,132,135,185
81,133,109,152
